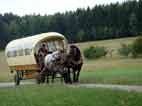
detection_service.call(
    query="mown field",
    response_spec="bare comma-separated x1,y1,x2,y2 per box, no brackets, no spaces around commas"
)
0,51,12,82
0,85,142,106
0,37,142,85
80,58,142,85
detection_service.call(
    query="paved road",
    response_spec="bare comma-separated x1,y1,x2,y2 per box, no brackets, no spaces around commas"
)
0,82,34,88
77,84,142,92
0,82,142,92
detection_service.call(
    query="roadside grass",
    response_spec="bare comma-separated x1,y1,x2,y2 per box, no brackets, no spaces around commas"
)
80,57,142,85
0,85,142,106
80,68,142,85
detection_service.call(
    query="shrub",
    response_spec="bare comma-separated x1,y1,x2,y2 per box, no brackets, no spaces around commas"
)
94,46,107,58
84,46,107,59
83,46,95,59
118,43,132,57
131,37,142,57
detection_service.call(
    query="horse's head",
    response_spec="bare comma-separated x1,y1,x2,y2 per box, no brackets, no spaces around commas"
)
44,50,65,66
68,45,81,61
52,50,63,61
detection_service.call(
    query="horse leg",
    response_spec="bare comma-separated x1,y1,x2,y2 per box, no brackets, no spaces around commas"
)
59,68,64,84
52,72,55,83
63,71,68,83
75,70,80,82
75,64,82,82
73,70,76,83
67,68,72,84
46,72,49,84
41,74,46,83
35,72,41,84
60,73,64,84
46,76,49,83
62,67,68,84
40,67,47,83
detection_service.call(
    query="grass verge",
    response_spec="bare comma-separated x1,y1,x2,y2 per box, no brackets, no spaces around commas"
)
80,67,142,85
0,85,142,106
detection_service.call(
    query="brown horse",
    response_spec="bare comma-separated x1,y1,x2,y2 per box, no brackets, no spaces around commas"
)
64,45,83,83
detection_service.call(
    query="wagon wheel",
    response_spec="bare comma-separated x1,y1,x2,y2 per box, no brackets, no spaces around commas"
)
14,73,20,86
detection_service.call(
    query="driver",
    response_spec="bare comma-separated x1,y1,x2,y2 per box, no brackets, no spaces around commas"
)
37,43,48,71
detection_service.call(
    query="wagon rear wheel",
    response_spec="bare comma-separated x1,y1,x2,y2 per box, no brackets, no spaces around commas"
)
14,73,20,86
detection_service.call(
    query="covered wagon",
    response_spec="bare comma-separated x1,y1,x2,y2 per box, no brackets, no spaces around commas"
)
5,32,68,85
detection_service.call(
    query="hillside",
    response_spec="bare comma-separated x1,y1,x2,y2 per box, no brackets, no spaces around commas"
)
76,37,135,52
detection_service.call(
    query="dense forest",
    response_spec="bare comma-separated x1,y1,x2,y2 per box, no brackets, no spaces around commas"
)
0,0,142,49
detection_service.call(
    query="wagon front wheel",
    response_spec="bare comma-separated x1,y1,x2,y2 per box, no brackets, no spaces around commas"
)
14,74,20,86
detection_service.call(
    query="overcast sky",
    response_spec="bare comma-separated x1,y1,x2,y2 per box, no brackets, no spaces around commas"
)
1,0,126,16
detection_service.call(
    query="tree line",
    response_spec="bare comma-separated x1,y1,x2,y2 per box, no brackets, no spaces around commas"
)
0,0,142,49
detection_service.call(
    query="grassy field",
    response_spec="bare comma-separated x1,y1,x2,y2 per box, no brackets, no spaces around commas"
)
80,66,142,85
0,85,141,106
0,37,142,85
77,37,142,85
79,58,142,85
0,51,12,82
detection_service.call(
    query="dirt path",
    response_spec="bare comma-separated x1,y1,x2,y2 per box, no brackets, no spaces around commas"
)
0,82,142,92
